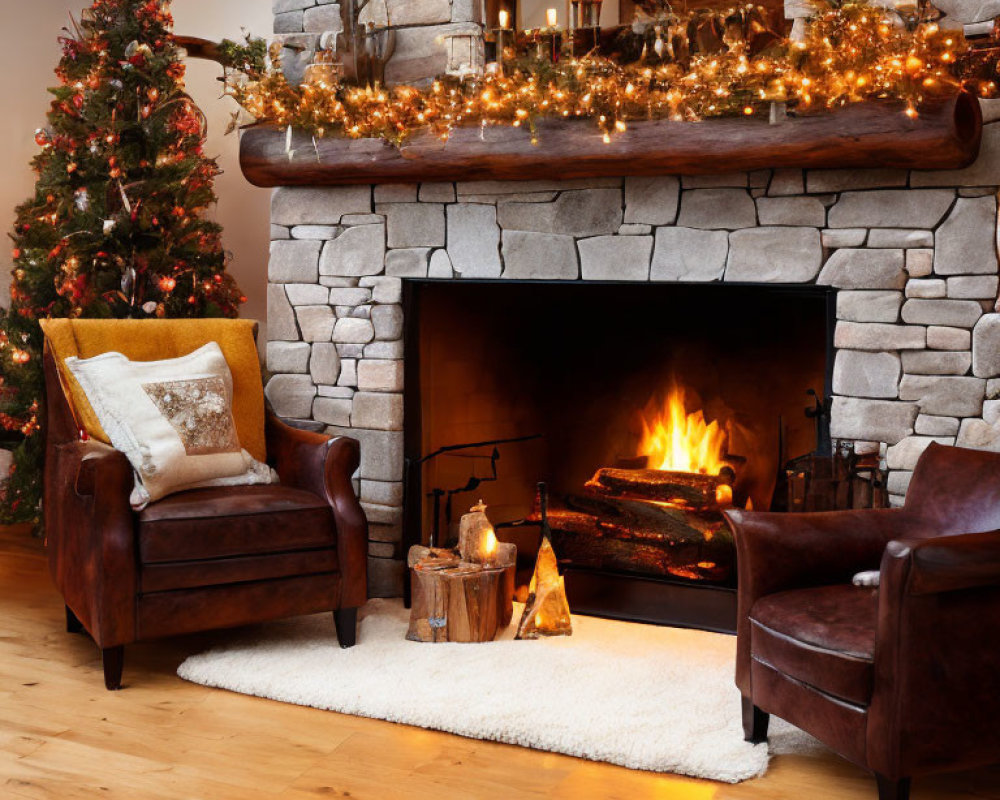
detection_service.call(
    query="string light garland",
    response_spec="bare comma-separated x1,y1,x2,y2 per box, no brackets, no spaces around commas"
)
222,2,987,146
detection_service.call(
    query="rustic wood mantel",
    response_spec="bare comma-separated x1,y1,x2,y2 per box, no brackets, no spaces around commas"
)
239,93,982,187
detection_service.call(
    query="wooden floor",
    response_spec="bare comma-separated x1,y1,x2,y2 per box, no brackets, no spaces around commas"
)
1,527,997,800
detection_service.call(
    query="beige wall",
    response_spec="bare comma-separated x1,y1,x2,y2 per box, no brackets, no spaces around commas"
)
0,0,272,327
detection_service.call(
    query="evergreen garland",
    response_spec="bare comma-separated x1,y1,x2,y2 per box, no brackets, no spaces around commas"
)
1,0,245,524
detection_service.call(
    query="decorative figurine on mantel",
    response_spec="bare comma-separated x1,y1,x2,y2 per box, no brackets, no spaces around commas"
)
406,501,516,643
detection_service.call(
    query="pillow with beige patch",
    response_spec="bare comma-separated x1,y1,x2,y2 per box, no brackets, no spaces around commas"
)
65,342,276,509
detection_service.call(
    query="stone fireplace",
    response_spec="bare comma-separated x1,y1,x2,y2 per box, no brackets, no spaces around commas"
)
260,0,1000,598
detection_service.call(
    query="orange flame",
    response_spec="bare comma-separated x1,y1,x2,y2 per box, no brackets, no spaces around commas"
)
638,384,728,476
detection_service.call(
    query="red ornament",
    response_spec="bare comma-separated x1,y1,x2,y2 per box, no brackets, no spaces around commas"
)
159,276,176,292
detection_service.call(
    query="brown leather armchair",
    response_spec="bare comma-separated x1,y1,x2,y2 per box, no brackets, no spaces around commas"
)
41,319,368,690
725,443,1000,800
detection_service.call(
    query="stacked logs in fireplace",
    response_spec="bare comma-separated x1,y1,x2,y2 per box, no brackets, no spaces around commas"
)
530,465,737,586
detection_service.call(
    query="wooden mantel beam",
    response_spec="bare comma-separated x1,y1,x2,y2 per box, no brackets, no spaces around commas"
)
238,93,982,187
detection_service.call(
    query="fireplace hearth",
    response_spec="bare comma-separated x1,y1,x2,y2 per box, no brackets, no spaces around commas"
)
401,279,835,629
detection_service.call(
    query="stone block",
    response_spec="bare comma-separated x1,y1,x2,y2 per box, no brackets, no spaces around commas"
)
498,188,623,236
291,225,340,240
447,204,501,277
619,224,652,235
834,322,926,350
428,249,453,277
901,299,984,327
836,291,902,323
274,10,304,33
651,227,729,282
419,182,456,202
367,556,405,598
352,392,403,430
833,350,901,399
362,503,402,525
285,283,330,305
927,326,972,350
374,184,418,203
371,305,403,340
579,236,652,281
915,414,961,436
886,470,913,495
681,173,748,188
887,436,954,470
313,397,352,426
365,340,404,358
827,190,954,229
333,317,375,344
303,4,343,32
271,224,290,240
328,287,372,305
806,169,907,193
821,229,867,248
361,276,402,304
321,422,400,478
295,305,335,343
361,480,404,506
338,358,357,387
341,214,384,225
274,0,316,12
309,342,341,385
502,231,578,279
677,189,757,230
319,224,386,277
267,341,311,374
725,227,823,283
369,522,402,544
818,249,905,289
271,186,371,225
768,169,804,196
957,417,1000,451
384,248,430,277
269,240,321,283
267,285,299,341
274,33,320,85
830,397,918,444
357,359,404,392
361,0,451,25
973,313,1000,377
867,229,935,249
911,122,1000,187
899,375,986,416
905,279,947,299
934,196,1000,276
384,22,483,85
900,350,972,376
948,276,1000,299
265,374,316,418
905,249,934,278
755,196,826,226
624,177,679,226
380,203,445,248
986,400,1000,425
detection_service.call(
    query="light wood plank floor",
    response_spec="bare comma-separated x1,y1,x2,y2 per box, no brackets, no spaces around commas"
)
1,526,997,800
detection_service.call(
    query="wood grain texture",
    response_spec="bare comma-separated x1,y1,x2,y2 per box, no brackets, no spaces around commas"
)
240,93,982,187
1,526,998,799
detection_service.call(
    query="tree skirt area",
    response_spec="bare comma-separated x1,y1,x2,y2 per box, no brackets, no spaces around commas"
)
177,599,823,784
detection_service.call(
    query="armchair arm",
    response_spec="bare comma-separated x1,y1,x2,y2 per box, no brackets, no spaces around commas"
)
725,508,923,695
266,412,368,608
47,438,136,648
885,532,1000,596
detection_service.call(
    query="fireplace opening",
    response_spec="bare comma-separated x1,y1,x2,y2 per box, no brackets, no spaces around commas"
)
403,280,836,632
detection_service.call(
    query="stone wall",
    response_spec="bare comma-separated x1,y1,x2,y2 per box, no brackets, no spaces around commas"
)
267,0,1000,597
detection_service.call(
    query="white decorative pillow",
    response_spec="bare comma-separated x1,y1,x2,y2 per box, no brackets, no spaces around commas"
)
852,570,881,588
65,342,277,509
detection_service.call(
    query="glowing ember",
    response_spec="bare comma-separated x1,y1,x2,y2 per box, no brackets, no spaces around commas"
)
638,384,728,476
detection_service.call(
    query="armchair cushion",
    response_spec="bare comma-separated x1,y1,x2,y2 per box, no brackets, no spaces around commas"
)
750,584,877,706
39,318,266,462
138,484,335,563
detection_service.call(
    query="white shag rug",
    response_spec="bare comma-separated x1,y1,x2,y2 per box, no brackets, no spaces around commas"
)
177,599,821,783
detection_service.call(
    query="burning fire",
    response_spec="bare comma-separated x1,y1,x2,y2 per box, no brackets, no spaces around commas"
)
638,384,728,476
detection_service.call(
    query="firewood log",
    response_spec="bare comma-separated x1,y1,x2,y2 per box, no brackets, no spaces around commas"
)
587,467,729,506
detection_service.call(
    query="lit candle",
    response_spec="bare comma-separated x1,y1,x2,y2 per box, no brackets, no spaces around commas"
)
547,7,558,28
498,9,509,28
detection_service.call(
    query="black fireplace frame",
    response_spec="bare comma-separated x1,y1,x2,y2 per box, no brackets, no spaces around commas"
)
401,279,838,632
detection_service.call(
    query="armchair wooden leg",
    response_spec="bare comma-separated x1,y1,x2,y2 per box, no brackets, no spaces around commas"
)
875,775,911,800
333,607,358,649
102,646,124,691
65,605,84,634
741,696,770,744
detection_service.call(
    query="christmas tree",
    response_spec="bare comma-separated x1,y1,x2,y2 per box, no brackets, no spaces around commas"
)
0,0,245,524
